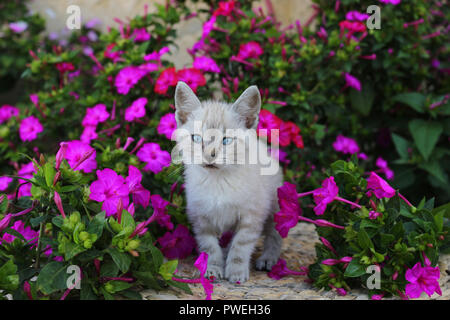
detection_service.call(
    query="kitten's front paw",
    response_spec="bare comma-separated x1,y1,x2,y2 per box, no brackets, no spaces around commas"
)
255,255,278,271
225,263,249,283
205,264,223,281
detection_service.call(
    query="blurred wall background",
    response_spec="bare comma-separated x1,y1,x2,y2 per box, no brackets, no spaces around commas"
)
27,0,313,68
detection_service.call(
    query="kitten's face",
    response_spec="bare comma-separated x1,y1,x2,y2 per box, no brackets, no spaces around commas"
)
174,82,261,170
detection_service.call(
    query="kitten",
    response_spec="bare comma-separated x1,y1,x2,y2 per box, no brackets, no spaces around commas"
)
174,81,282,283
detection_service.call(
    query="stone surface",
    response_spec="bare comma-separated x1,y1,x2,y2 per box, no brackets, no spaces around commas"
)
141,223,450,300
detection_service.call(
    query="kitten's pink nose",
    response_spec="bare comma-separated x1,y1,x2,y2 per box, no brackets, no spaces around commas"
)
204,147,217,164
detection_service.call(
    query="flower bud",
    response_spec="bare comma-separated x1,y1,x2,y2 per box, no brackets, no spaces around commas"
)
54,191,66,219
55,142,68,170
0,214,13,232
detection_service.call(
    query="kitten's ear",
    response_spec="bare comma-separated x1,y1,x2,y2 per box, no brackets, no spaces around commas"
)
232,85,261,129
175,81,202,125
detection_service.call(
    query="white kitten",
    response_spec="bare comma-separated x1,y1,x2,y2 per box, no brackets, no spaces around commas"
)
174,82,282,283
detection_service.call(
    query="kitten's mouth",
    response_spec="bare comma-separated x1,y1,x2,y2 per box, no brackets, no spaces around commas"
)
202,164,219,169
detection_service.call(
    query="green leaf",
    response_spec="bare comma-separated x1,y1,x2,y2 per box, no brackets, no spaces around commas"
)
106,248,131,273
434,210,444,232
0,194,8,214
419,160,448,185
159,260,178,281
350,82,374,116
37,261,69,295
148,243,164,273
0,260,19,291
100,261,119,277
409,119,443,161
344,259,366,277
109,280,133,292
87,211,106,239
358,228,374,249
43,162,56,187
64,242,87,260
166,279,192,294
391,133,410,159
393,92,426,113
52,216,64,228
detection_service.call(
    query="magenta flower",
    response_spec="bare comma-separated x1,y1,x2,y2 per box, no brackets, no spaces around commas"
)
104,43,124,63
194,252,214,299
151,194,173,230
313,177,339,215
213,0,235,17
0,177,13,191
236,41,264,60
343,73,362,91
19,116,43,142
257,109,282,142
157,113,177,140
405,262,441,299
193,56,221,73
54,191,66,219
56,62,75,74
55,142,68,170
1,221,38,246
155,67,178,95
268,259,307,280
125,165,150,209
136,143,171,174
275,182,300,238
82,104,110,127
0,214,12,233
379,0,401,4
157,225,196,259
9,21,28,33
89,168,130,217
132,28,151,42
369,211,382,220
115,66,146,95
333,134,360,154
366,172,395,199
80,126,98,144
125,97,147,122
375,157,394,180
0,105,19,124
176,68,206,93
64,140,97,173
346,11,369,21
17,162,36,198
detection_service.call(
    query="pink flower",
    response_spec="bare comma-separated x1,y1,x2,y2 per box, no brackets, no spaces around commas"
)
332,134,360,154
82,104,109,127
376,157,394,180
89,168,129,217
379,0,401,4
1,220,38,247
125,97,147,122
115,66,146,95
80,126,98,144
279,121,304,148
346,11,369,21
193,56,221,73
144,47,170,62
176,68,206,93
371,293,385,300
275,182,300,238
366,172,396,199
54,191,66,219
157,225,196,259
126,165,150,209
136,143,171,174
132,28,151,42
213,0,235,17
151,194,173,230
63,140,97,173
257,109,282,142
313,177,339,215
236,41,264,60
17,162,36,198
155,67,178,95
104,43,123,63
0,105,19,124
157,113,177,140
268,259,308,280
0,177,13,191
343,72,361,91
56,62,75,74
194,252,214,300
405,262,441,299
19,116,43,142
9,21,28,33
369,211,382,220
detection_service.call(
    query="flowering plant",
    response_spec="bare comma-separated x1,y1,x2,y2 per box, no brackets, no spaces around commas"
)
0,0,45,93
274,157,449,299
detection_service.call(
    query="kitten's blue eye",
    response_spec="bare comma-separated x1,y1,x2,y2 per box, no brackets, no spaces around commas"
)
222,137,233,145
192,134,202,143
